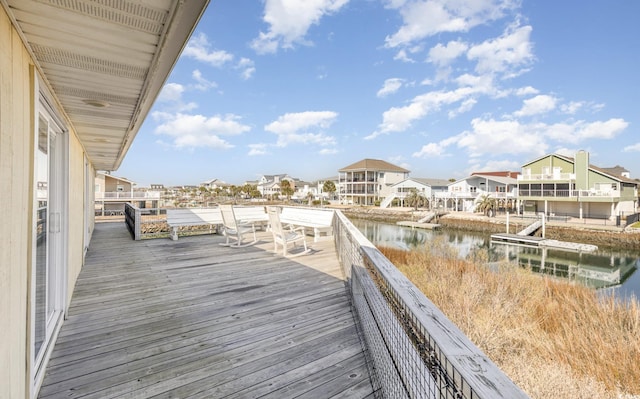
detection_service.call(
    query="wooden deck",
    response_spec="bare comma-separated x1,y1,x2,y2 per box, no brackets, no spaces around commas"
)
38,222,374,398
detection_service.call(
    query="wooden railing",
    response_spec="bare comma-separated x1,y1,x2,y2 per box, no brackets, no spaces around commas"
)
332,210,529,398
96,191,161,200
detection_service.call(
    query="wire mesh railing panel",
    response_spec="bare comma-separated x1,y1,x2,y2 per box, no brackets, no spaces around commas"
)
332,210,529,399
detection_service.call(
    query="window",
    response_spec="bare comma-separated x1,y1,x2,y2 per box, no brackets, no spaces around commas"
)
117,185,124,192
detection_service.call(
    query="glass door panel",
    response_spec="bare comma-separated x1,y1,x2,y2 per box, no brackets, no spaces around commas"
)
34,114,49,359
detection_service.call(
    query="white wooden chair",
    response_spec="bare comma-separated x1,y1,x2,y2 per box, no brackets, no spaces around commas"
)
219,205,257,247
267,206,309,257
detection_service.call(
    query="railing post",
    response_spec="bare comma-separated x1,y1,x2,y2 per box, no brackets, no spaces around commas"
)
135,207,141,240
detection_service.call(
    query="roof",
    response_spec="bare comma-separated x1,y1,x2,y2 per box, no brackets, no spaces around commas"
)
339,159,410,173
600,165,630,177
409,178,451,187
450,174,517,186
471,171,520,178
97,172,135,185
4,0,209,171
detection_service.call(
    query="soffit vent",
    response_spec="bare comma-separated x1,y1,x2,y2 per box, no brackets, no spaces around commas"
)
30,44,148,80
44,0,168,34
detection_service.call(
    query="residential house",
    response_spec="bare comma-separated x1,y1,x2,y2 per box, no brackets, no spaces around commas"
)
95,172,160,215
256,174,300,199
339,159,410,205
446,172,519,212
517,151,638,219
200,178,229,190
0,2,208,397
292,180,318,202
382,178,451,208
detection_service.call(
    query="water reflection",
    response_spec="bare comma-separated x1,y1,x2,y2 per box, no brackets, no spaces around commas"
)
352,219,640,299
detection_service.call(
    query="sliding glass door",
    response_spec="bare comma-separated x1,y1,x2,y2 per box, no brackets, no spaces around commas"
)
32,103,67,392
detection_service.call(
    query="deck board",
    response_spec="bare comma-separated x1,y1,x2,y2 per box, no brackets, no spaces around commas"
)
38,222,373,398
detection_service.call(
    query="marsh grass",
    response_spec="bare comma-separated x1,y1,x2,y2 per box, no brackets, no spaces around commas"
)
380,239,640,399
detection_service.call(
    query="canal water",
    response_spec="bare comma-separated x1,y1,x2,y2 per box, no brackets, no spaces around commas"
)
352,219,640,300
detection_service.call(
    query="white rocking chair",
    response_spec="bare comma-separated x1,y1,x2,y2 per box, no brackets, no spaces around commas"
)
219,205,257,247
267,206,309,257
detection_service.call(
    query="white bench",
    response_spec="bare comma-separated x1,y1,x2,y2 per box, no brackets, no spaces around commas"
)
280,207,335,242
233,206,269,230
166,208,222,241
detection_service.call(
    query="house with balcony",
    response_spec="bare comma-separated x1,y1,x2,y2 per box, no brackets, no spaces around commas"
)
95,172,161,215
446,172,519,212
339,159,410,205
382,177,450,208
517,151,638,219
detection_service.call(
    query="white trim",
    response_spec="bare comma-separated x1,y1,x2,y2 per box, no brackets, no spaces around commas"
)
30,79,69,399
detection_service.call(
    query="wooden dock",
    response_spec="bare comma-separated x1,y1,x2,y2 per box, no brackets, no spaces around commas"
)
396,221,440,230
38,222,374,398
490,233,598,252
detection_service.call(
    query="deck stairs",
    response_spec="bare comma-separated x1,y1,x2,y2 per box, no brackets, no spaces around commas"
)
417,212,436,223
517,219,542,236
379,193,397,208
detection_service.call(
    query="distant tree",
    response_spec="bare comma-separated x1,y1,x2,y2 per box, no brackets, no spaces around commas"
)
322,180,336,201
306,191,314,206
280,180,294,201
448,178,456,182
475,194,497,217
247,185,261,199
405,188,424,211
229,185,242,203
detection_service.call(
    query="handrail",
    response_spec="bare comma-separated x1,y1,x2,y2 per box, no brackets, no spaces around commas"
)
332,210,529,398
124,203,141,240
96,191,161,200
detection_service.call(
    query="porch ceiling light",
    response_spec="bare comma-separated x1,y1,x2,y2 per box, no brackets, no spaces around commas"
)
82,99,110,108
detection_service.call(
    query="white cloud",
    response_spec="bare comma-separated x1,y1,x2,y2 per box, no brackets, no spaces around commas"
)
248,143,268,156
544,118,628,143
393,49,416,62
413,142,448,157
153,112,250,149
184,33,234,67
448,98,477,118
514,86,539,96
237,58,256,80
560,101,584,115
623,143,640,152
384,0,517,48
514,94,557,117
368,80,493,139
158,83,185,102
467,24,534,77
456,118,548,157
192,70,217,91
428,40,468,66
264,111,338,147
156,83,198,112
251,0,350,54
377,78,405,97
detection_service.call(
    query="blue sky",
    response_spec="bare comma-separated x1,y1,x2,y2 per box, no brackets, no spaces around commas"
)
117,0,640,187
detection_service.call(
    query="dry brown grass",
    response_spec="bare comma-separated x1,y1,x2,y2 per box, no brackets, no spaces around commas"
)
380,239,640,399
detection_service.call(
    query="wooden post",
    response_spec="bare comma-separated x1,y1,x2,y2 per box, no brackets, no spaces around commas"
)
541,213,546,238
506,211,509,234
